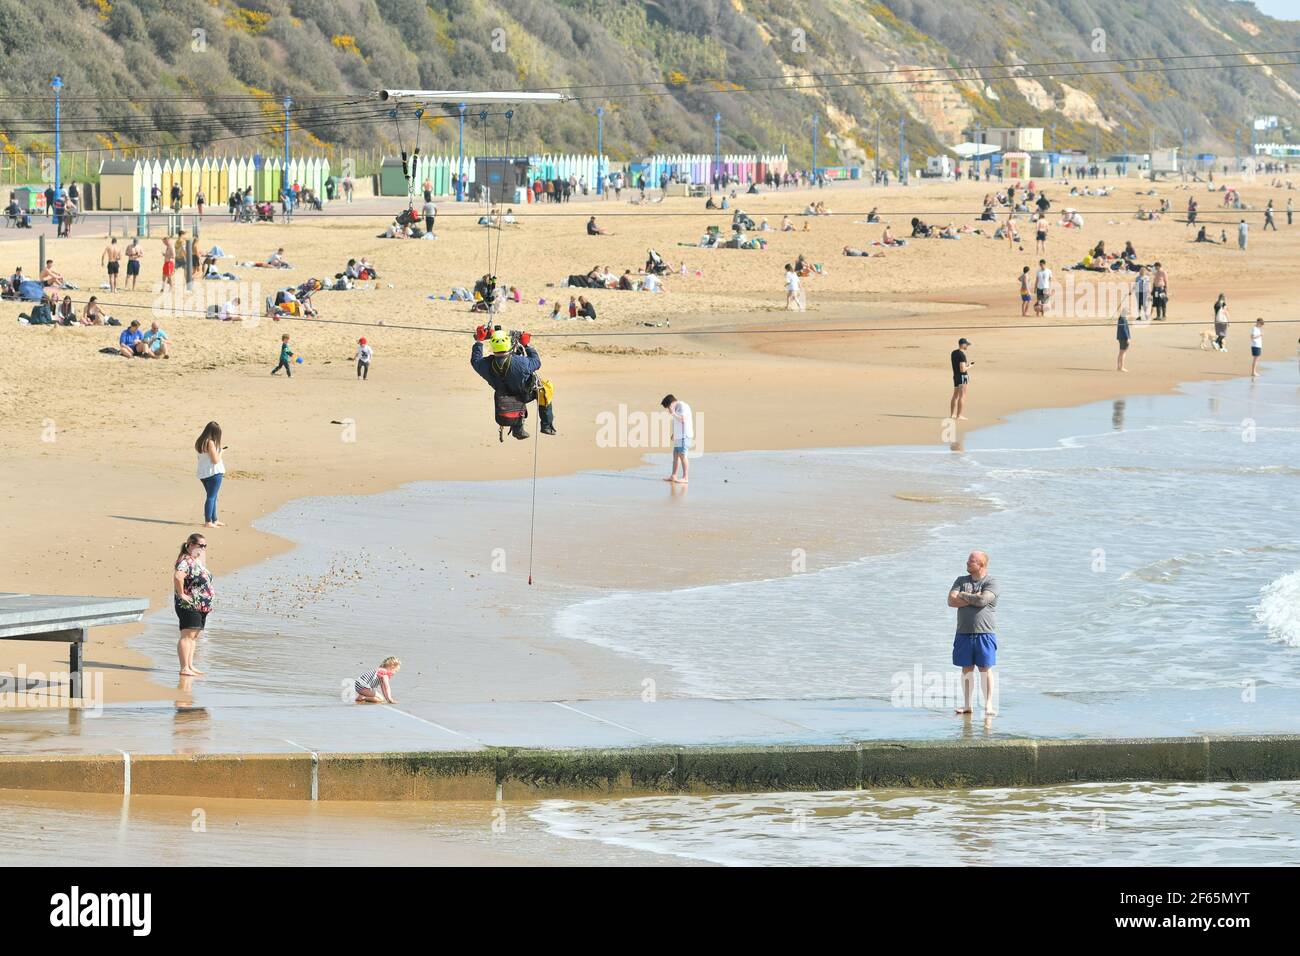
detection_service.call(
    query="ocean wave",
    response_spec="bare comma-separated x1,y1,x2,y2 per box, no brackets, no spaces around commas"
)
1255,570,1300,647
1122,545,1300,584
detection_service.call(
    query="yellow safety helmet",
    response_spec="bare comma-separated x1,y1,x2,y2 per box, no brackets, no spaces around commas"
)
489,327,512,354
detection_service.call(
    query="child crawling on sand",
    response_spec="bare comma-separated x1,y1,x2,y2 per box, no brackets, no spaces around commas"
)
355,656,400,704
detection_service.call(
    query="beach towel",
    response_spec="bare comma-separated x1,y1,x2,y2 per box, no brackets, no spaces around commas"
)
18,279,43,301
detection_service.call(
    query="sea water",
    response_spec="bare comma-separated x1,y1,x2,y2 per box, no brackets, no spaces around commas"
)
136,367,1300,705
130,367,1300,865
530,781,1300,866
555,372,1300,698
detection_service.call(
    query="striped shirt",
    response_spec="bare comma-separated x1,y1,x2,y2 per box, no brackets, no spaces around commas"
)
356,667,394,691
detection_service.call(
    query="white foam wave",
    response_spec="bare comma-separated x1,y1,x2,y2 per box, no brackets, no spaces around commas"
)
1255,570,1300,647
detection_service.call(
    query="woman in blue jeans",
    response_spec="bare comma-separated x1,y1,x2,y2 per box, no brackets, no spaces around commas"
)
195,421,226,528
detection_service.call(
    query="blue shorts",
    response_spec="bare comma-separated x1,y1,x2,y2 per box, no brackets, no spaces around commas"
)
953,632,997,668
1251,346,1262,357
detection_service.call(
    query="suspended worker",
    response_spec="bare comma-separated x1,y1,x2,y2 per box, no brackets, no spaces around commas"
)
471,325,556,440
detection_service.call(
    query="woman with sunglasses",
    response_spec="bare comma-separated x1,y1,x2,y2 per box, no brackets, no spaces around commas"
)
174,533,214,677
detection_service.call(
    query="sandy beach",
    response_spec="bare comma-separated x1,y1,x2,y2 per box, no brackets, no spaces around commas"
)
2,175,1296,702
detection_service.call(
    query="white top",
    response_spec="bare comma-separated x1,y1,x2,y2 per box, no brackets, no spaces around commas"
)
196,445,225,480
356,344,373,362
671,401,694,443
1035,268,1052,291
642,273,661,292
1251,326,1262,348
785,271,800,292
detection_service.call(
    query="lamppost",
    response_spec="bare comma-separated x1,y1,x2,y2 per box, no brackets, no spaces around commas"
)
51,75,62,192
898,115,906,183
282,95,292,200
875,113,881,183
811,114,819,182
456,102,466,201
714,111,722,188
596,107,604,196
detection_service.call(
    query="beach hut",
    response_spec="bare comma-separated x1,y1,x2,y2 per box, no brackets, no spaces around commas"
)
259,158,277,201
180,158,194,206
146,160,162,207
97,160,139,211
378,157,407,196
197,158,211,208
160,160,175,207
1003,151,1031,180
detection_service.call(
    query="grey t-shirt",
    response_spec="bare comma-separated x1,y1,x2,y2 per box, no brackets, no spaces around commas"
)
951,574,999,634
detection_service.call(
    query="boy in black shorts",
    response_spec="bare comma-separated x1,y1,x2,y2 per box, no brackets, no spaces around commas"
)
949,337,972,421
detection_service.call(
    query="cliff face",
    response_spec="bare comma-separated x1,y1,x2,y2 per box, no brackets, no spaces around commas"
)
2,0,1296,164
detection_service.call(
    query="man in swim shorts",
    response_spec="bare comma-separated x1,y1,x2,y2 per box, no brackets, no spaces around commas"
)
125,237,143,290
162,236,176,289
948,550,1000,717
101,237,122,292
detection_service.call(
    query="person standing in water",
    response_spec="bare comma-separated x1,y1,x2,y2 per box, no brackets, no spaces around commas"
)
174,533,214,677
949,550,1000,717
661,394,693,484
1251,318,1264,378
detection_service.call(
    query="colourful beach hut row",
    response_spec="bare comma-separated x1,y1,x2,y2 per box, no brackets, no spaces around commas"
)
526,153,606,188
97,156,332,212
379,154,611,197
641,153,790,186
379,154,483,197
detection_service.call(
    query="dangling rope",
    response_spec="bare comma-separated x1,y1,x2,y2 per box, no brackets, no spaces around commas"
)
527,401,540,586
478,109,493,276
493,110,514,281
389,108,408,193
408,107,425,209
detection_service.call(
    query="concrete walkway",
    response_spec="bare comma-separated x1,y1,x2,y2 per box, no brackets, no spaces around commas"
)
0,687,1295,757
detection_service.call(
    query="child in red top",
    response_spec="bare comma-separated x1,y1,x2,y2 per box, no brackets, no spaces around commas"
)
354,656,401,704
